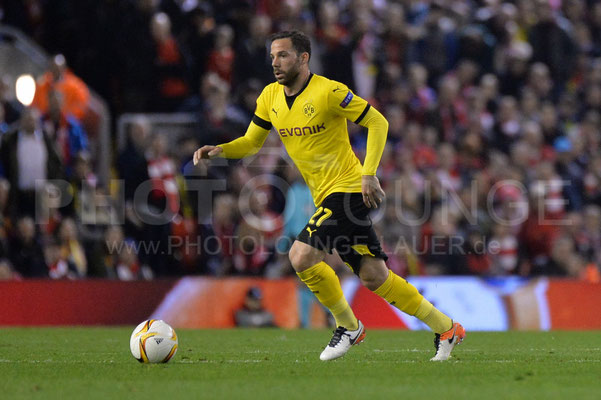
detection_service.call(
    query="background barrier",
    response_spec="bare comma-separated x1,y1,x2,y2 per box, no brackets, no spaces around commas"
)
0,280,175,325
1,277,600,330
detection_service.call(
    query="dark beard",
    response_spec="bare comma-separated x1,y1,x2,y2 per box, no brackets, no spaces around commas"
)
276,63,300,87
278,67,300,87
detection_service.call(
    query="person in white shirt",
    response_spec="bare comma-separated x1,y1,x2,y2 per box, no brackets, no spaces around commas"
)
0,107,64,217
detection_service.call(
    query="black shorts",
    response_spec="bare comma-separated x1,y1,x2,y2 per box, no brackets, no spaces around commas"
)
296,192,388,275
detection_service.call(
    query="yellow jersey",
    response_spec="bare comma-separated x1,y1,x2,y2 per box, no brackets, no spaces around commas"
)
220,74,374,206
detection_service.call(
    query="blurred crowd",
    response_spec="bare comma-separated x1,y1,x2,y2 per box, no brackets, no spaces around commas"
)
1,0,601,281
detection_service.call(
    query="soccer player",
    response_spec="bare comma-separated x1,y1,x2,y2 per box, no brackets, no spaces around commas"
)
194,30,465,361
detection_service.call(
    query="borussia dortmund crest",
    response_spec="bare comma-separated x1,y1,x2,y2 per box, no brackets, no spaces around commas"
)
303,101,315,118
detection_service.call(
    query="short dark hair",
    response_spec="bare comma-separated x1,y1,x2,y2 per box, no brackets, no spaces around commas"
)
270,30,311,60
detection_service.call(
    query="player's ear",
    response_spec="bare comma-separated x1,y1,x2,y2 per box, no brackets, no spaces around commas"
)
301,52,310,65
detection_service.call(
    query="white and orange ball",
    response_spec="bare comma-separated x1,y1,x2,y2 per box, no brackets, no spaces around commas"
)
130,319,178,363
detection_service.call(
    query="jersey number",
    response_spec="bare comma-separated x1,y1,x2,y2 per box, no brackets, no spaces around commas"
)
308,207,332,227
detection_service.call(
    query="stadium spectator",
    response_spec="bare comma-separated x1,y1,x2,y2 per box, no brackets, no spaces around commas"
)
234,14,273,87
181,3,216,91
575,205,601,266
411,3,457,87
315,1,353,88
375,3,409,91
435,143,461,192
77,185,120,278
488,223,519,275
150,12,191,111
117,116,151,257
102,225,125,279
492,96,521,154
32,54,90,120
41,90,89,177
0,107,64,217
207,24,236,85
114,0,159,112
532,235,577,276
430,74,468,143
0,260,20,280
463,227,492,275
57,217,87,278
70,151,99,220
146,133,180,217
529,0,576,86
519,89,541,124
226,78,264,131
420,206,468,275
181,72,245,144
234,286,276,328
139,132,181,276
406,63,436,124
498,42,532,97
584,154,601,205
198,193,235,275
479,73,499,114
99,221,146,281
115,239,150,281
44,237,78,280
0,75,22,124
234,184,282,276
9,216,46,277
0,177,10,220
0,0,45,42
118,117,150,203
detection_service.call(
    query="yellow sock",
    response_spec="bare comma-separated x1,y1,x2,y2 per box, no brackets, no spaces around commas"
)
414,298,453,334
329,297,359,330
297,262,358,330
373,270,424,315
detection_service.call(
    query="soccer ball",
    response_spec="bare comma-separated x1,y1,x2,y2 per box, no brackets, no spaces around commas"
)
130,319,178,363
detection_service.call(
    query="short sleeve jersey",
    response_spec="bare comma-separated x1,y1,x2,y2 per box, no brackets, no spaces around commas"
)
254,74,371,206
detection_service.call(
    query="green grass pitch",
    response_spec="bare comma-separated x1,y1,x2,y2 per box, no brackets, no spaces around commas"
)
0,328,600,400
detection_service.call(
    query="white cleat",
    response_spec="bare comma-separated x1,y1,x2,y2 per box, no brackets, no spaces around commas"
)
319,320,366,361
430,321,466,361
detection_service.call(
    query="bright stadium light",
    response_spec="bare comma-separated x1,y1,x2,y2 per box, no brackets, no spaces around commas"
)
15,74,36,106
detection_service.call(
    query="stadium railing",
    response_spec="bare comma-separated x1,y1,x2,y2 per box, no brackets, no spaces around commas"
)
116,113,200,153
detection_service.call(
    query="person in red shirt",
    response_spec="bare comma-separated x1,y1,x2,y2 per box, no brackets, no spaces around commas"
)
151,12,191,110
207,25,236,84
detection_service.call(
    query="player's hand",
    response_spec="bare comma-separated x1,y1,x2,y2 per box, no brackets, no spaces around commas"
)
193,145,223,165
361,175,385,209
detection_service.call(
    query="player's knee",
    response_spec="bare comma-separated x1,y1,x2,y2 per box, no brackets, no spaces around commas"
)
289,242,321,272
359,259,388,291
360,274,384,291
288,248,303,271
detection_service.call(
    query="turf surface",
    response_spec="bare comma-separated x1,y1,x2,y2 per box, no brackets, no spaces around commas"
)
0,328,599,399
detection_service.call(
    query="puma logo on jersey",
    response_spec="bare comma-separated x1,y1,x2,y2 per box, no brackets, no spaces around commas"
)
272,108,279,117
306,227,317,237
278,123,325,138
332,87,343,93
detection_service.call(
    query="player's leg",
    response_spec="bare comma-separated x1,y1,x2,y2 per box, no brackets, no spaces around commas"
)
289,240,365,360
358,256,448,325
289,240,359,331
358,256,465,361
